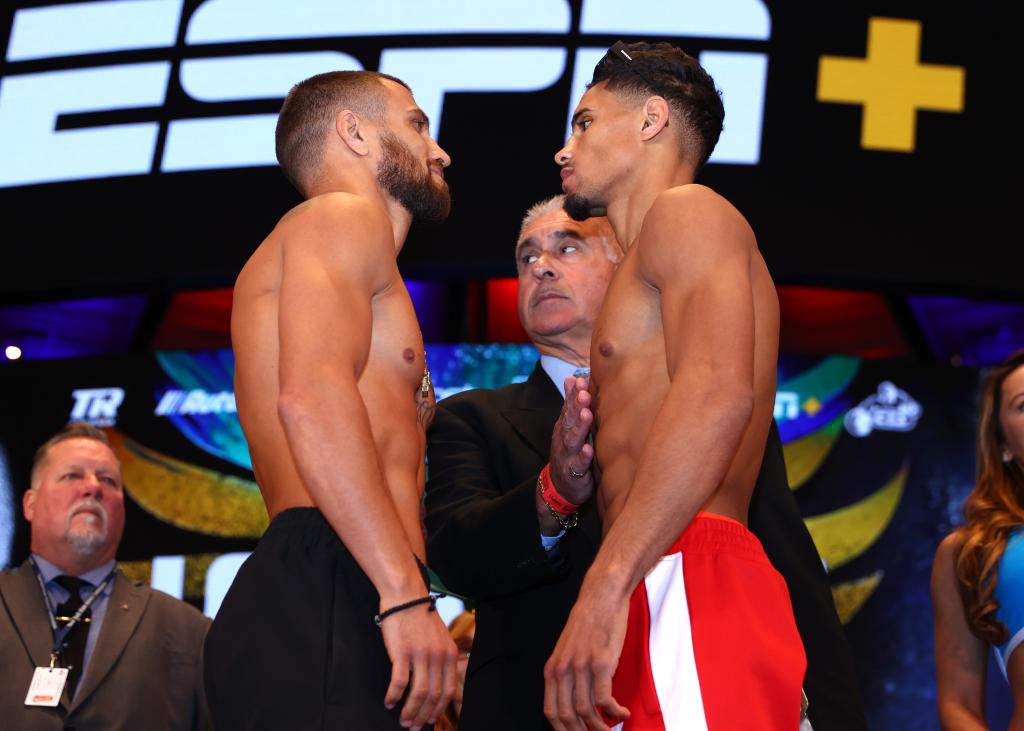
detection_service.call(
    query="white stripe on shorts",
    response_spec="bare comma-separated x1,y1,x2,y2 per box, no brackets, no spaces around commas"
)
611,553,708,731
646,552,708,731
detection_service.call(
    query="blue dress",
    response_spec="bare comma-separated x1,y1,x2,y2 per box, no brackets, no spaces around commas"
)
994,529,1024,677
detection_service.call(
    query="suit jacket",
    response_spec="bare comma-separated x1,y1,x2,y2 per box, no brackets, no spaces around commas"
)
0,562,212,731
426,362,867,730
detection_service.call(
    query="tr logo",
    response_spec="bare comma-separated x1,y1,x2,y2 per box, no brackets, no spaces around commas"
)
0,0,771,188
69,387,125,427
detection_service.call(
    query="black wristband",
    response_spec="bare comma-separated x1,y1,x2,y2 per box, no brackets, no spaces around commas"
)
373,592,447,627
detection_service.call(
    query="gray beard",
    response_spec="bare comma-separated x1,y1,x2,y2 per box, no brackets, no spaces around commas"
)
65,502,108,555
66,529,106,555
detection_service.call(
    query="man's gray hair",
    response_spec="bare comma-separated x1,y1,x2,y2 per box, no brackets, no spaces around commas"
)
517,195,569,244
516,194,622,264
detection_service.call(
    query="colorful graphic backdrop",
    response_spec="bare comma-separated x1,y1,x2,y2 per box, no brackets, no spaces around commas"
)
0,348,1007,727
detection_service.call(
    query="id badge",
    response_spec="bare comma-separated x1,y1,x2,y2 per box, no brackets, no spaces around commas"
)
24,667,67,707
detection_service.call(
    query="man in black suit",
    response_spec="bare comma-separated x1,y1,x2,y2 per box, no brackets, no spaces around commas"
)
425,196,866,730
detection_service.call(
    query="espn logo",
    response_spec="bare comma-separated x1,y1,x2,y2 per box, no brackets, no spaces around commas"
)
0,0,771,188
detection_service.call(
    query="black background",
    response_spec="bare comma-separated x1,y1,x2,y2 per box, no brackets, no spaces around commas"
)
0,0,1017,299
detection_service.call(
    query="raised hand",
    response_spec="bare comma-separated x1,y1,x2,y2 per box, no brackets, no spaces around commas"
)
548,375,596,507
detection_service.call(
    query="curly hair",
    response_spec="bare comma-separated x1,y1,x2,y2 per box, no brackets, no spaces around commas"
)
954,349,1024,644
590,41,724,168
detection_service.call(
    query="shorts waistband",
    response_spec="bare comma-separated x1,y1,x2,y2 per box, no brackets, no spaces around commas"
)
263,507,341,548
664,512,767,560
262,507,430,587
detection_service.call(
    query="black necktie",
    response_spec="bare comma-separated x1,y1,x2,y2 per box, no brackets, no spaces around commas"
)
53,575,93,698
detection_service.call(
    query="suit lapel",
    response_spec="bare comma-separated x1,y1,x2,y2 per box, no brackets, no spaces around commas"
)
0,561,59,670
71,569,149,711
0,562,73,711
501,362,563,461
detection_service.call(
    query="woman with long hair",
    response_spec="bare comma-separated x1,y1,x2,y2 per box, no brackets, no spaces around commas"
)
933,350,1024,728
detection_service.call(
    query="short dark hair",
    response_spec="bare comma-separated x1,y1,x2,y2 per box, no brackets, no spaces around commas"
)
31,422,114,488
275,70,411,196
590,41,724,169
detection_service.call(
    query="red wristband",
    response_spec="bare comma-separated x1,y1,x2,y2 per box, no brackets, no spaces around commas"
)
540,464,580,514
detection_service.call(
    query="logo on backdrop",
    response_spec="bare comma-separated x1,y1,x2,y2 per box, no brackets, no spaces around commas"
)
817,17,965,153
154,389,236,416
773,390,834,422
844,381,922,437
0,0,771,188
69,387,125,427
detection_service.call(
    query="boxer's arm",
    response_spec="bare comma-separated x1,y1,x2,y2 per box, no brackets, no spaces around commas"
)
276,197,455,727
276,197,425,604
585,185,757,601
931,535,988,730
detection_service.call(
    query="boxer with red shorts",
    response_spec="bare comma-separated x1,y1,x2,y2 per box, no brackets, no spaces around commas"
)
609,514,805,730
544,41,809,731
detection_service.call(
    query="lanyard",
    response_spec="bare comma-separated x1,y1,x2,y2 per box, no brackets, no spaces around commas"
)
29,558,115,667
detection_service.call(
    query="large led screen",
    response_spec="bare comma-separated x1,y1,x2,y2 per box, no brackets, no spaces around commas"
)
0,1,1013,295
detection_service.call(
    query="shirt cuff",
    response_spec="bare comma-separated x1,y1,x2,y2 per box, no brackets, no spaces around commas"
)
540,529,566,551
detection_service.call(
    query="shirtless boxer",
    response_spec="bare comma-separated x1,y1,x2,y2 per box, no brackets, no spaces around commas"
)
544,43,806,730
204,71,457,731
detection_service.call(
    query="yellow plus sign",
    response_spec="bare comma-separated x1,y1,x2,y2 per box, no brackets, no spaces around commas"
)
818,17,965,152
803,397,822,417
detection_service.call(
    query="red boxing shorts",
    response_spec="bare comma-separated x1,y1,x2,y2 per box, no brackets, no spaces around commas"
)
610,513,806,730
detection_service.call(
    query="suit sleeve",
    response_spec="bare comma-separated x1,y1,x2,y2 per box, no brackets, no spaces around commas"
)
425,397,570,601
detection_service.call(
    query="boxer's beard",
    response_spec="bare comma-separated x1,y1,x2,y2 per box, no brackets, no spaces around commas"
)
377,132,451,224
563,193,606,222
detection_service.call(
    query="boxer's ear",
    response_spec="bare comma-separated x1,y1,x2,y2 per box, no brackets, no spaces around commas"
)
336,110,369,155
639,96,670,142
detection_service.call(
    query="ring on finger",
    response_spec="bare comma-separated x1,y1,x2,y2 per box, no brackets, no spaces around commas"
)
568,464,587,479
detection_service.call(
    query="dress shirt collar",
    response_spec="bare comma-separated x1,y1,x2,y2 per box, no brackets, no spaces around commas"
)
539,355,590,401
32,553,117,593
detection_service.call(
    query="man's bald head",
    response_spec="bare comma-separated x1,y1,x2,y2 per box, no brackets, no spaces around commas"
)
275,70,410,196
